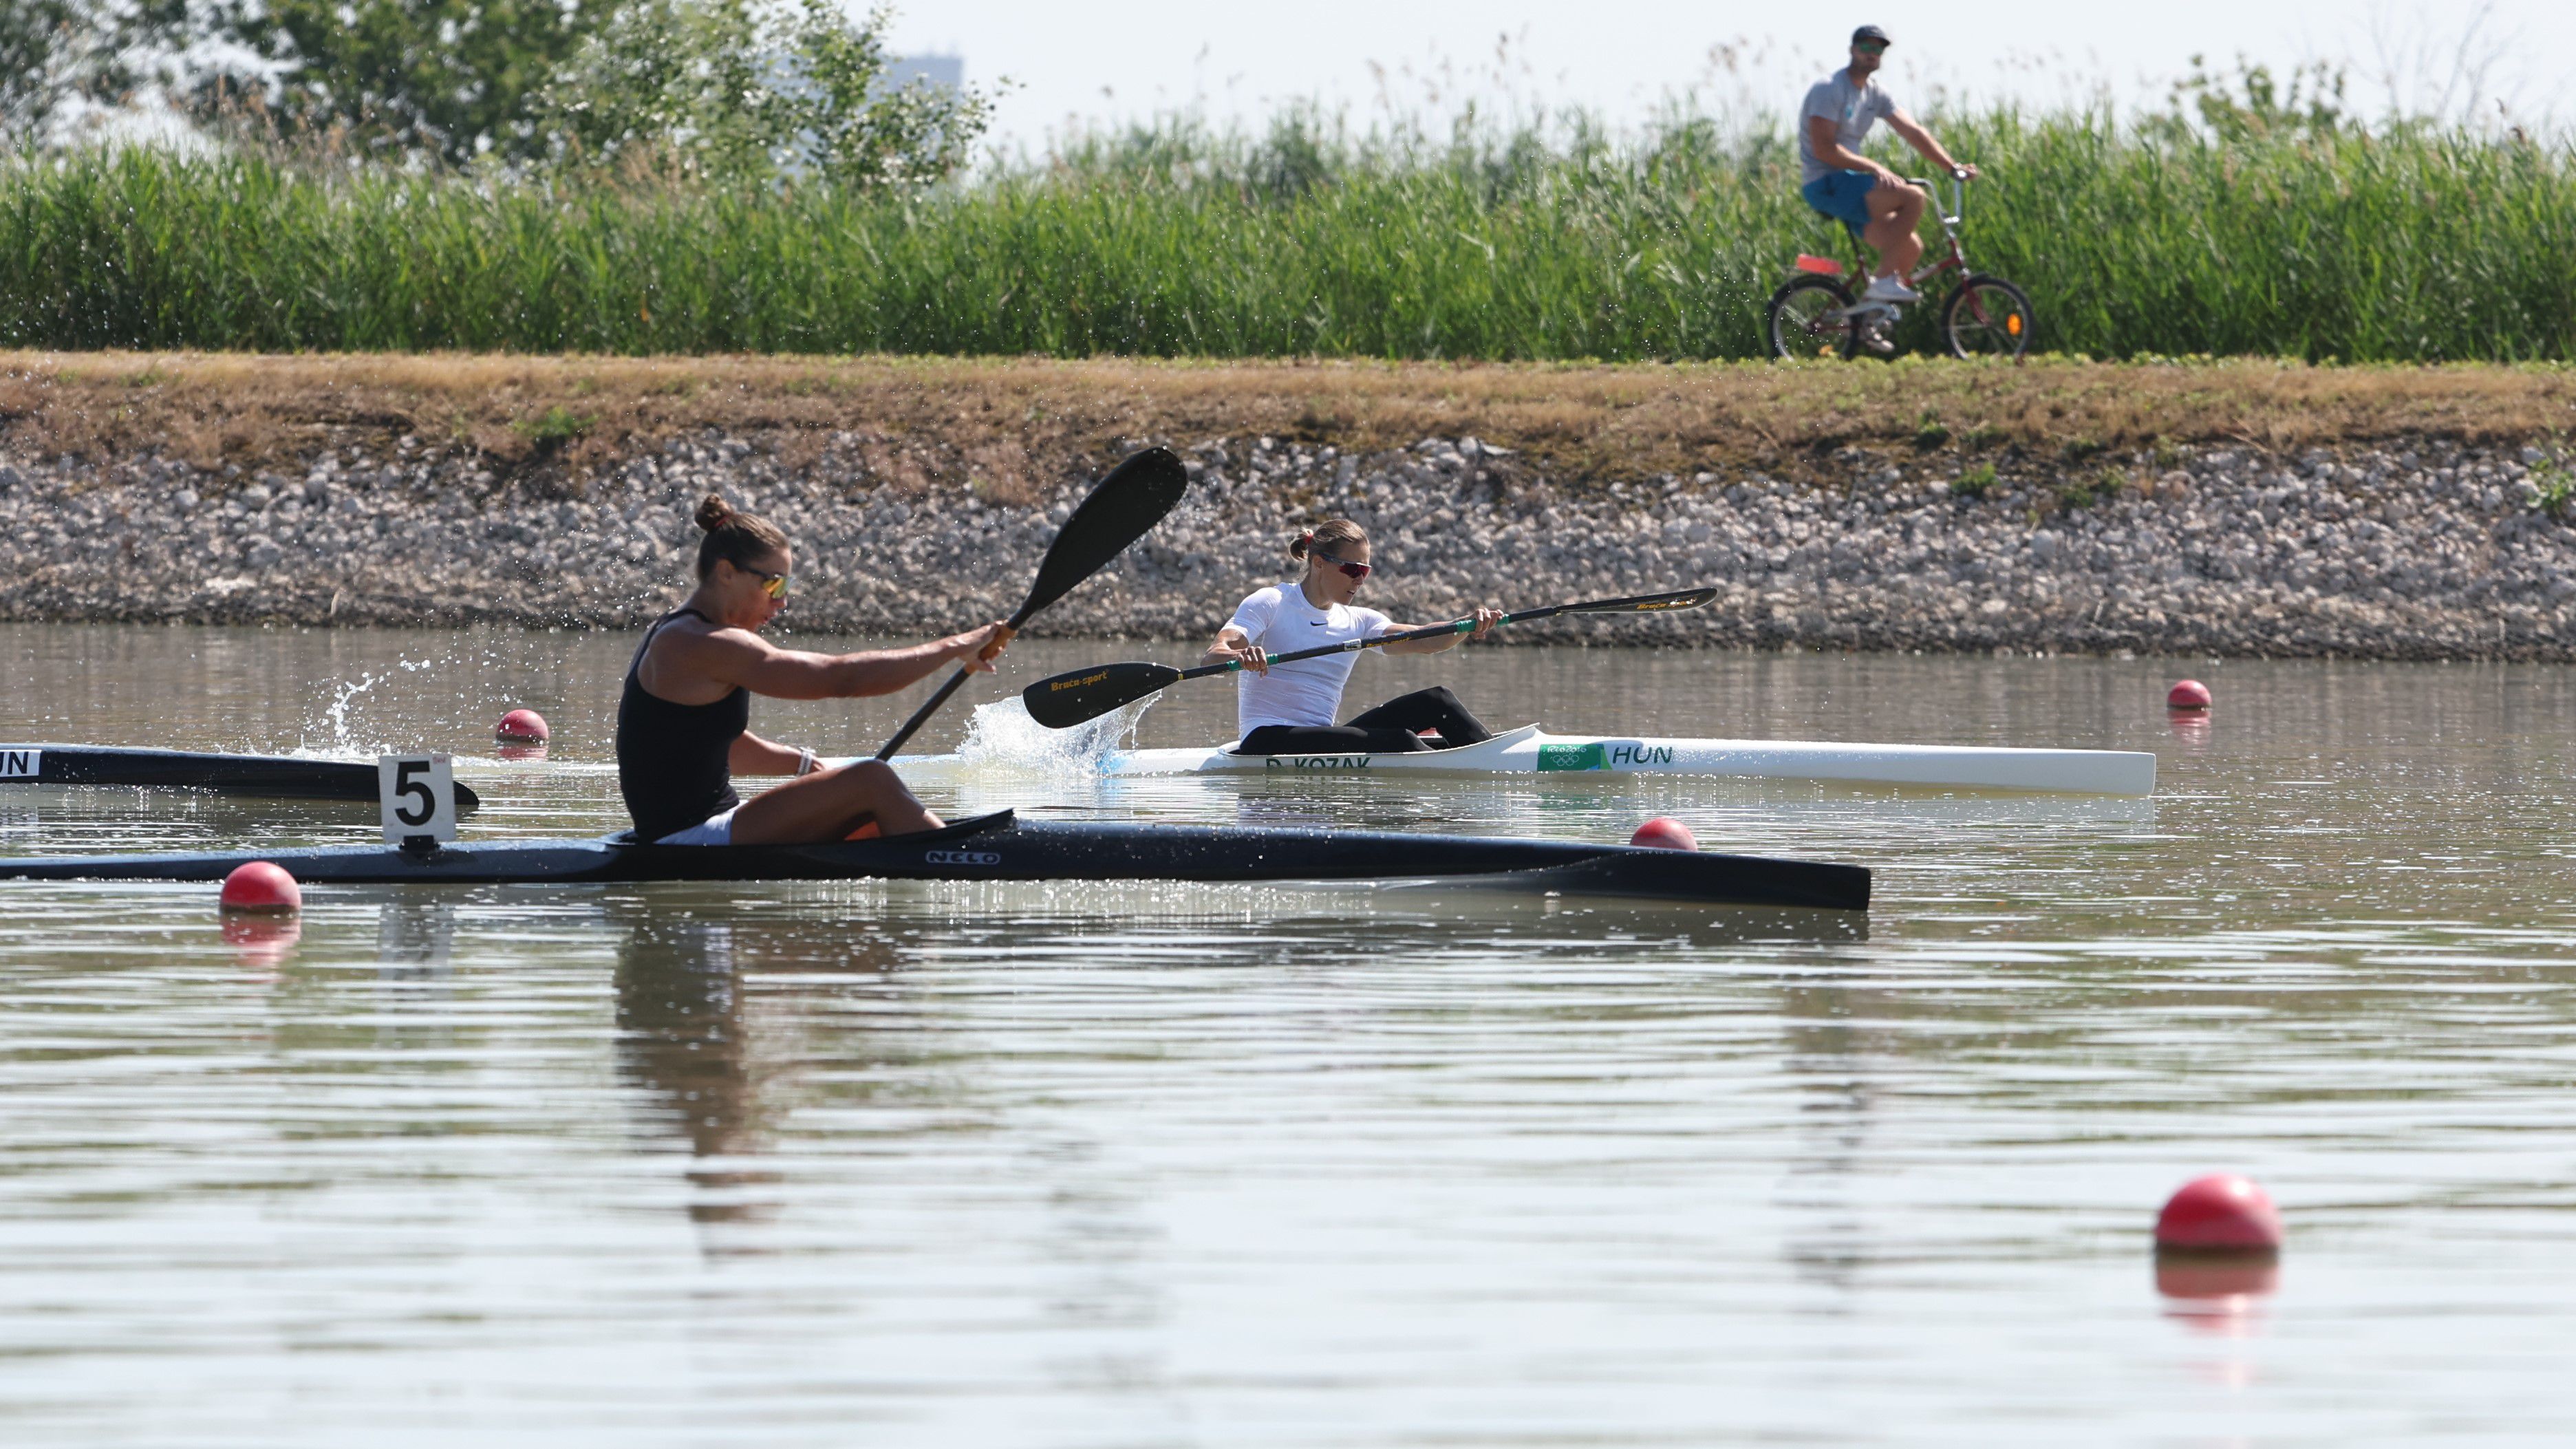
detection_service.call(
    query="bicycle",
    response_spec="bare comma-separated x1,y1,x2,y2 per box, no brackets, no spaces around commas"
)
1764,169,2034,361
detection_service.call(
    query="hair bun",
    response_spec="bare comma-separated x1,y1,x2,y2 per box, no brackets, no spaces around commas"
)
694,493,734,533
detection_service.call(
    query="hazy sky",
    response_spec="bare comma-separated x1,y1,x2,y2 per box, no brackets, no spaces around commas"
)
883,0,2568,151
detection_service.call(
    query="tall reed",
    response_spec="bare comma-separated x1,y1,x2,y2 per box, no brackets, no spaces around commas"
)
1,109,2568,361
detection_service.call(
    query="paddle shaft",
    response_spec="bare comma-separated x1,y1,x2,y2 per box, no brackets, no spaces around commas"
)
872,625,1020,762
1192,587,1717,679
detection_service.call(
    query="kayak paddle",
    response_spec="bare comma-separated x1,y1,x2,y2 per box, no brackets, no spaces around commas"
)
873,447,1191,759
1021,585,1719,730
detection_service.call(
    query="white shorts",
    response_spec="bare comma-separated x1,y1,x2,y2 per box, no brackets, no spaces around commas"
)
655,806,738,846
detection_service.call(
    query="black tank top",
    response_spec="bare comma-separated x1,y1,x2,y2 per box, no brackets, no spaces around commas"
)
616,608,751,841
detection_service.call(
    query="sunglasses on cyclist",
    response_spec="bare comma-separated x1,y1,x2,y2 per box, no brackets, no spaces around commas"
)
1316,552,1373,581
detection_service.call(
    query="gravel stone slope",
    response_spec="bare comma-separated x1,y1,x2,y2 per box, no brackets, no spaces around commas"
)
2,431,2569,660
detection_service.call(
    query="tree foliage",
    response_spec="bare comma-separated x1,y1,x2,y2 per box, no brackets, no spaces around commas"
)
2149,54,2350,144
152,0,621,164
534,0,989,186
1,0,142,136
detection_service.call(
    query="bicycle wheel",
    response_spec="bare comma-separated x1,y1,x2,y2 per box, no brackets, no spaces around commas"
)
1766,275,1858,361
1941,275,2035,358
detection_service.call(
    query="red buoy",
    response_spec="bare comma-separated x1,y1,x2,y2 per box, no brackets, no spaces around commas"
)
2154,1174,2282,1253
219,860,301,915
495,708,550,742
1629,817,1698,851
2167,679,2212,711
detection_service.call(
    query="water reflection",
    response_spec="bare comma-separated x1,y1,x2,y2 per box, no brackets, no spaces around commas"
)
1775,979,1891,1295
606,899,923,1238
220,913,302,972
375,898,458,972
2156,1253,2280,1339
615,908,796,1230
8,632,2576,1443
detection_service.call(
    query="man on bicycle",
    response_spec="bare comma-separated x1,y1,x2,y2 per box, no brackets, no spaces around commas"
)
1799,25,1977,304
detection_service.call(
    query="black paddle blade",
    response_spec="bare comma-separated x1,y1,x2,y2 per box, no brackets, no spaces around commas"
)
1556,586,1720,615
1022,661,1183,729
874,447,1191,761
1015,446,1190,623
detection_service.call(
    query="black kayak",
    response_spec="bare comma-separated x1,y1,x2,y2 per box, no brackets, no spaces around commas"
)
0,809,1869,911
0,744,482,813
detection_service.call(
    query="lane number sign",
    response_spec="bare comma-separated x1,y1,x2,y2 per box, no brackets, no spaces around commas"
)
377,753,459,846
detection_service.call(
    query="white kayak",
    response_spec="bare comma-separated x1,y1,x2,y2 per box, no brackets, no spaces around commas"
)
889,723,2156,796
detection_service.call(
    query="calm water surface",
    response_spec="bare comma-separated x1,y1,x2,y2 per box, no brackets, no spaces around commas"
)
3,624,2573,1446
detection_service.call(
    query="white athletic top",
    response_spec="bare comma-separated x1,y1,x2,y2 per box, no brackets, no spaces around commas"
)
1225,584,1395,736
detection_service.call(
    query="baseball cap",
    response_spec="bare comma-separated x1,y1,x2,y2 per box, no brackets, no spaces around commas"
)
1852,25,1892,47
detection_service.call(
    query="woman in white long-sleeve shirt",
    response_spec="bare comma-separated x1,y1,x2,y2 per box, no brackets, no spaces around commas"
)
1203,519,1503,754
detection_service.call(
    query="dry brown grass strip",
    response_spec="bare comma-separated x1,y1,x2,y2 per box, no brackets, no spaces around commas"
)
6,352,2572,486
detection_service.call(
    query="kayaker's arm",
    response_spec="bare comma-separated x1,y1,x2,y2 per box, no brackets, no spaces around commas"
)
729,731,807,777
687,623,1010,701
1202,625,1269,674
1381,607,1504,654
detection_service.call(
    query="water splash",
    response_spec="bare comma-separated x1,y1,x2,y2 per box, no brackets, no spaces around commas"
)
946,694,1155,778
313,670,386,754
307,657,438,756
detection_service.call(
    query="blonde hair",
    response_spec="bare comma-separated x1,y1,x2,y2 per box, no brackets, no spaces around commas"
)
1288,519,1368,563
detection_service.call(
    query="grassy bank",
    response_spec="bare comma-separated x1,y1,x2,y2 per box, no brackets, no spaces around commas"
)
3,111,2573,362
5,352,2570,488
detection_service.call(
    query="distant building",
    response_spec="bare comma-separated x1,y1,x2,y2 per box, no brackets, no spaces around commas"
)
885,54,963,92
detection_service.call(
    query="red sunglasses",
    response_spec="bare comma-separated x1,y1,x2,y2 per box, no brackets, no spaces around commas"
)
1316,551,1372,580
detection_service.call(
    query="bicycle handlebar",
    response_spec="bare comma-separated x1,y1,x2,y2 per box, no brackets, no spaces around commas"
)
1904,171,1975,228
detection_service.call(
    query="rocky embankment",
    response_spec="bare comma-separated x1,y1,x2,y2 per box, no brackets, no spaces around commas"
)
3,431,2571,659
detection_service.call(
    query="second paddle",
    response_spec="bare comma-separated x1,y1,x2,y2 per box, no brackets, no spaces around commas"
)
1021,586,1719,730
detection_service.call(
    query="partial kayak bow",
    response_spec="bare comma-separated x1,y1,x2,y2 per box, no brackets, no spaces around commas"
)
1022,586,1721,729
0,743,484,811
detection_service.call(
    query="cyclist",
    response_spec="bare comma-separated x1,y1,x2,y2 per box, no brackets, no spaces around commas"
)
1799,25,1978,305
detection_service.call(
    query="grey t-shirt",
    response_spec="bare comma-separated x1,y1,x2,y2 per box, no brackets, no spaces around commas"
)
1798,67,1896,185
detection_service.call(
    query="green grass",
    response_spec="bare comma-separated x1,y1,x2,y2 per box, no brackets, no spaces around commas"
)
2533,454,2575,517
2,107,2571,361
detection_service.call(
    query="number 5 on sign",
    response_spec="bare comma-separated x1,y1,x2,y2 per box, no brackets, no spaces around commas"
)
378,753,459,846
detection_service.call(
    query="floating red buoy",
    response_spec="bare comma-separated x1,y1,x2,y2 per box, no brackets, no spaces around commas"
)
219,860,301,915
495,708,550,742
1629,817,1698,851
2154,1173,2282,1253
2167,679,2213,711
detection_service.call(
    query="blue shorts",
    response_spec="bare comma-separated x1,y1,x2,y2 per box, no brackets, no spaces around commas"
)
1801,169,1878,240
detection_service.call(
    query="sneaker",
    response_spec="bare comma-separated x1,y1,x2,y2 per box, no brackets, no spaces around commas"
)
1863,275,1922,303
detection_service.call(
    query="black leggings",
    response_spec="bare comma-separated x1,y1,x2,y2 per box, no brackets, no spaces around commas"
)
1238,686,1494,755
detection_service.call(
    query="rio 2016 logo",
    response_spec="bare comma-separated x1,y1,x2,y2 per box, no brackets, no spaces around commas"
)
1536,742,1674,772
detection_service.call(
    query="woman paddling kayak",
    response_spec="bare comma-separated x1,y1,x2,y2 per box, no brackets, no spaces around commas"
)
616,494,1009,845
1204,519,1503,754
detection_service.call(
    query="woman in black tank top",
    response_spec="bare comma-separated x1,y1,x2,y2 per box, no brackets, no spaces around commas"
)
616,493,1010,845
